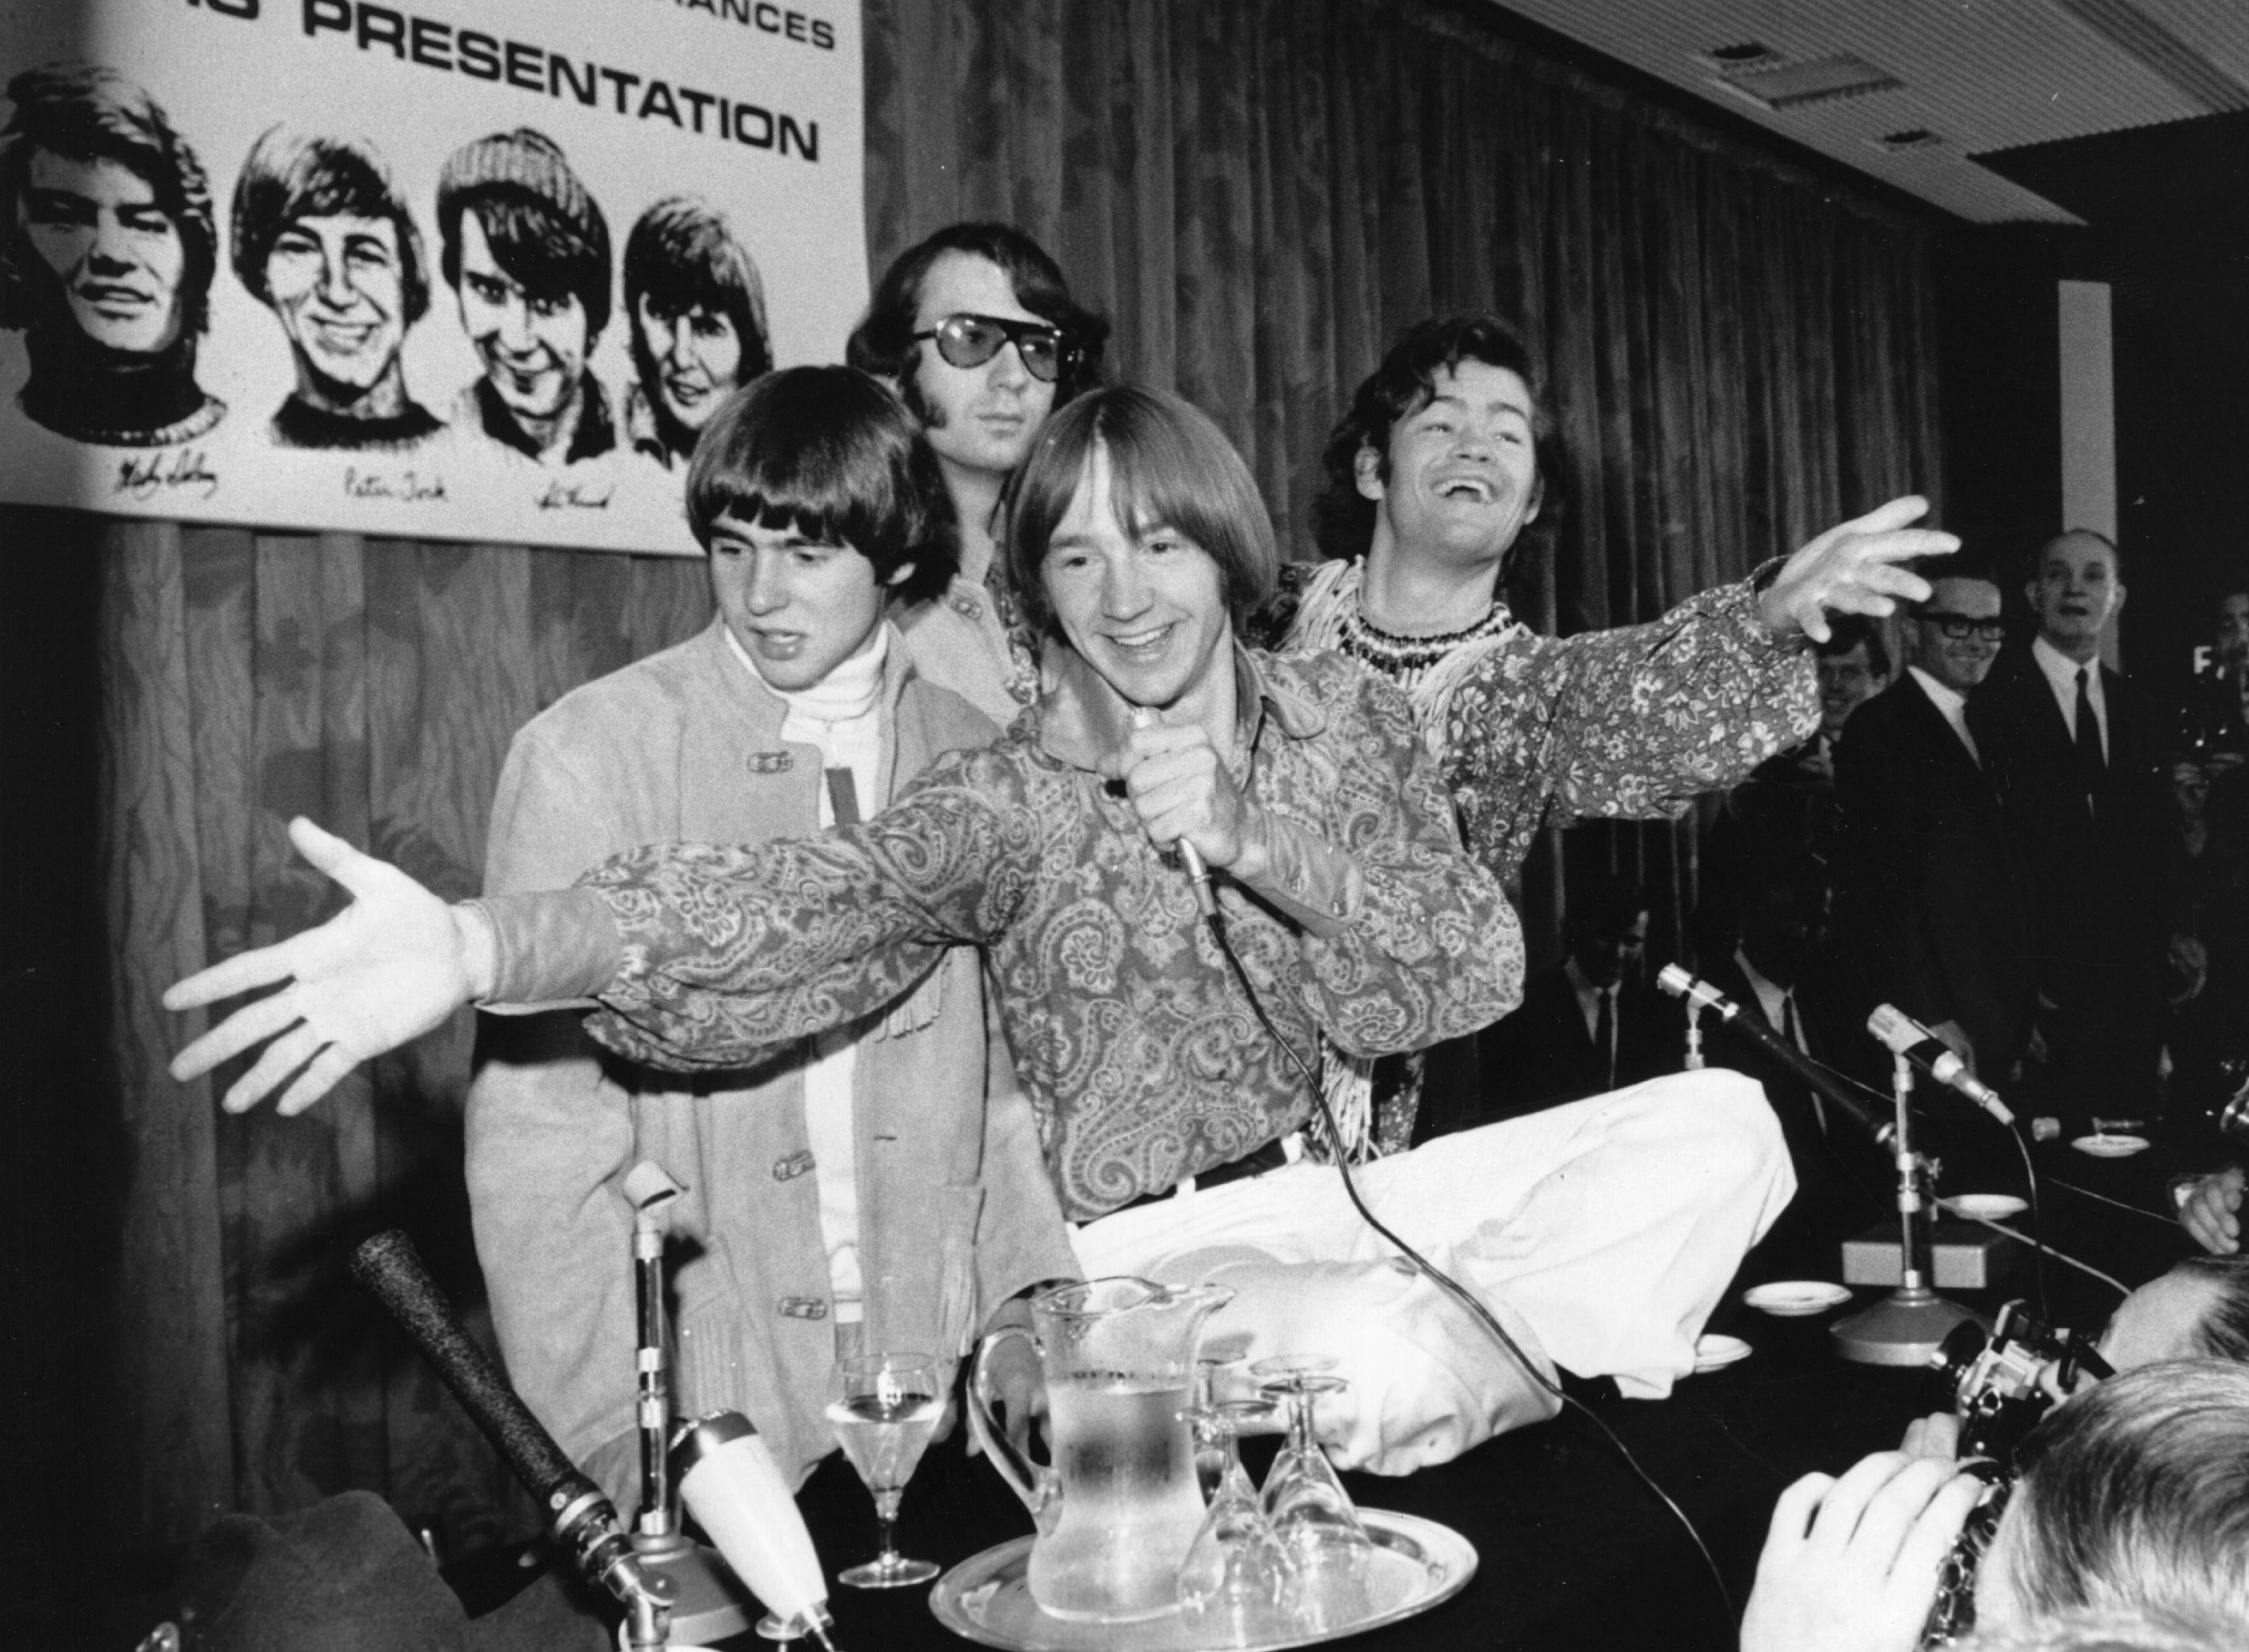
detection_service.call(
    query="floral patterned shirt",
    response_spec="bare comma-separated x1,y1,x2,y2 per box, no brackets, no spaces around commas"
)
479,645,1521,1220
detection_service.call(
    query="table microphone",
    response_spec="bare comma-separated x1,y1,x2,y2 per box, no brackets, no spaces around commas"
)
349,1230,675,1646
1655,964,1894,1148
1866,1004,2015,1126
672,1413,838,1650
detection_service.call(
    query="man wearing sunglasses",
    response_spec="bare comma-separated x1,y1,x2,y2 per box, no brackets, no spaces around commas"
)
1831,567,2032,1091
847,223,1109,722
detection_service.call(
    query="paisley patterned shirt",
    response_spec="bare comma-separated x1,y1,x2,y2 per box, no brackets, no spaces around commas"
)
1441,577,1818,886
479,645,1521,1220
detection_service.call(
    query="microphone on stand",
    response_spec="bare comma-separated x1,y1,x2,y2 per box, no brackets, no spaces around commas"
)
349,1231,674,1650
1656,964,1895,1148
1866,1004,2015,1127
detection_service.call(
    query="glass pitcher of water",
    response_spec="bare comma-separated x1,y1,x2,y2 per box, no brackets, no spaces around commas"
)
967,1276,1234,1622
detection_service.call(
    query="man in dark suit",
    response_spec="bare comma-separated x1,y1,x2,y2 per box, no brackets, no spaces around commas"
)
1698,857,1884,1270
1832,567,2033,1090
1978,530,2184,1126
1481,870,1670,1119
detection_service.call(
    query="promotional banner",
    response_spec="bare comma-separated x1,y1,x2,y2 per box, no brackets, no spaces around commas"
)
0,0,867,553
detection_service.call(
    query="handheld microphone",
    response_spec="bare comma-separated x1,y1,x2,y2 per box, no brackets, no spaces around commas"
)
1656,965,1895,1148
349,1231,673,1646
1866,1004,2015,1127
1127,705,1219,919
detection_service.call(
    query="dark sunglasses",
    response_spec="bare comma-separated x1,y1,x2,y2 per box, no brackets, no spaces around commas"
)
912,313,1073,383
1918,612,2007,641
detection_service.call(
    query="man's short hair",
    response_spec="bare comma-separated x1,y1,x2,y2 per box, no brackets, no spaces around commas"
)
2172,1258,2249,1364
624,196,772,381
229,127,429,325
685,365,955,607
2031,527,2124,579
436,129,609,340
0,62,218,337
1312,314,1569,564
1007,385,1276,634
2001,1359,2249,1634
1563,867,1647,948
846,221,1109,410
1910,557,2003,619
1962,1608,2236,1652
1815,614,1891,679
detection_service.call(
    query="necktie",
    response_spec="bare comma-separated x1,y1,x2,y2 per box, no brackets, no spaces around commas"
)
1595,988,1615,1090
2074,668,2104,778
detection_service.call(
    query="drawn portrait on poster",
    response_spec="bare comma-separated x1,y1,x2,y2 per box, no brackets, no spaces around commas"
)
0,1,867,554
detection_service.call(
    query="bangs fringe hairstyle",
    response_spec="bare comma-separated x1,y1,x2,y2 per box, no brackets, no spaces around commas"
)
0,62,218,337
624,196,772,380
1312,313,1566,566
686,365,955,607
1006,385,1277,634
230,127,429,324
2003,1359,2249,1635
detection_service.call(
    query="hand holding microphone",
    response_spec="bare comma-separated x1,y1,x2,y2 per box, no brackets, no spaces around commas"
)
1105,706,1248,918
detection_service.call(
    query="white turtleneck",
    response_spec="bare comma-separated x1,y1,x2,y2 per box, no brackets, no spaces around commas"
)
724,619,893,1322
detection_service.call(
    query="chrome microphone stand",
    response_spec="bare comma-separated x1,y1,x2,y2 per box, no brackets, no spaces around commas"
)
623,1162,758,1642
1832,1054,1986,1365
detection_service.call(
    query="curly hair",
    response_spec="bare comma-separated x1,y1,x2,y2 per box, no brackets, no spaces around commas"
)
686,366,957,608
1311,313,1566,567
846,222,1108,413
0,62,218,339
230,126,429,325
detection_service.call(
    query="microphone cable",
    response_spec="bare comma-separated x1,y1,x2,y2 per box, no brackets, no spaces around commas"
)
1191,898,1738,1630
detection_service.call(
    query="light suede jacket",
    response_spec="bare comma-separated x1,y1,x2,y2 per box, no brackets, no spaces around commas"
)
465,618,1077,1503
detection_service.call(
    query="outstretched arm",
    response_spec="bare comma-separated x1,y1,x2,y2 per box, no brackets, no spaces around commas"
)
166,817,499,1115
1443,497,1953,883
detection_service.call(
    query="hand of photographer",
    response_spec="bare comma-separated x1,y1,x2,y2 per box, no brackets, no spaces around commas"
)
1740,1452,1984,1652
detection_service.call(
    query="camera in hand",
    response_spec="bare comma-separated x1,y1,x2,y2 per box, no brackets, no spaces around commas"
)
1919,1302,2114,1646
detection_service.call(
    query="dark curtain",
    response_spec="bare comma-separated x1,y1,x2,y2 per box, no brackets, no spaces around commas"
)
19,0,1942,1561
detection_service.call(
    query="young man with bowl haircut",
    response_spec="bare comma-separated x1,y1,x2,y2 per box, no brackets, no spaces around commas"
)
847,221,1108,720
464,366,1076,1502
169,386,1791,1475
621,195,771,470
230,126,442,451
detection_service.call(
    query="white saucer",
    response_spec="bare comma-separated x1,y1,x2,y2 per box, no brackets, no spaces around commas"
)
2071,1134,2150,1159
1693,1333,1752,1372
1942,1193,2030,1221
1744,1281,1853,1318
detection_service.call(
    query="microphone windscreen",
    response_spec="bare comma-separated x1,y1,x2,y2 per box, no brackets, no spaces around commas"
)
350,1230,587,1511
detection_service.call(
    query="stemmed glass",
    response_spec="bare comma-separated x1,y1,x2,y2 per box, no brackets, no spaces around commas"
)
1252,1355,1377,1631
1176,1398,1302,1642
825,1352,943,1587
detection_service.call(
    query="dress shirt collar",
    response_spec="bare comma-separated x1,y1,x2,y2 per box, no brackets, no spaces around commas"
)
1035,640,1328,775
1733,946,1795,1042
1906,667,1980,762
2032,634,2106,708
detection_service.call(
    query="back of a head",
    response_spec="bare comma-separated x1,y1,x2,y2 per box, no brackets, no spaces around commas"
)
2171,1257,2249,1363
1999,1359,2249,1636
686,364,955,605
1961,1608,2238,1652
1005,384,1275,634
846,220,1108,403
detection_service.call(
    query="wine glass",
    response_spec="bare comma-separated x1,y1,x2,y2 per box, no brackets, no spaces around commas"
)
826,1351,943,1587
1252,1356,1375,1631
1176,1399,1302,1642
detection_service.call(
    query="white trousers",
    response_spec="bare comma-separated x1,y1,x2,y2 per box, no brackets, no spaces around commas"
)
1070,1069,1795,1475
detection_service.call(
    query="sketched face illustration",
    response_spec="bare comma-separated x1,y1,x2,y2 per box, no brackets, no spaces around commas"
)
635,292,741,435
265,212,405,392
457,208,586,423
19,147,186,355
